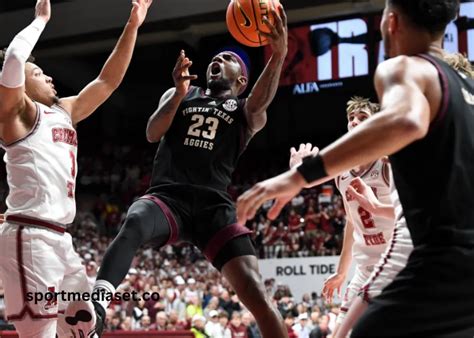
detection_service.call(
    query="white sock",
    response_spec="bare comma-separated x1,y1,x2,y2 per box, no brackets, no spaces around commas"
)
93,279,116,312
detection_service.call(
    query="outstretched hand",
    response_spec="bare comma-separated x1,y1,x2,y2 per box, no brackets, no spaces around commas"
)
35,0,51,23
173,50,198,97
236,170,306,224
129,0,153,28
289,143,319,169
260,4,288,58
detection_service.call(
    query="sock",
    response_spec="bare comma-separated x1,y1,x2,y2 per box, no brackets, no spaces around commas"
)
93,279,116,312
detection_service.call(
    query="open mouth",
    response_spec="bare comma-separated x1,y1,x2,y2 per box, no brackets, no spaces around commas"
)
210,63,222,77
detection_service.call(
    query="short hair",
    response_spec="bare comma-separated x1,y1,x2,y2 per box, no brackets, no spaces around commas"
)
389,0,459,34
443,52,474,79
0,48,35,72
346,96,380,115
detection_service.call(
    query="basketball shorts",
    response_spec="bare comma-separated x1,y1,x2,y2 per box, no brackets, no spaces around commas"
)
0,221,90,337
360,219,414,301
141,184,255,270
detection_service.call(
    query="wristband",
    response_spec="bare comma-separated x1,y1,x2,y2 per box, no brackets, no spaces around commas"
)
297,154,328,183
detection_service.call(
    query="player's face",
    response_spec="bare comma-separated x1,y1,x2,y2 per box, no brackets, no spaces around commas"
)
207,52,242,92
347,109,371,131
24,62,59,106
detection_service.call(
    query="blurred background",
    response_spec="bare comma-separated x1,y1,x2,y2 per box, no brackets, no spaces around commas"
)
0,0,473,336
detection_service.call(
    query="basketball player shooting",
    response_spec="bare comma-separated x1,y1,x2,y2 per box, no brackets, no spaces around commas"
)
0,0,152,337
237,0,474,336
75,4,289,338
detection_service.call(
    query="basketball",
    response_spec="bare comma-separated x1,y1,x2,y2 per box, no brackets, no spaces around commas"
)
226,0,281,47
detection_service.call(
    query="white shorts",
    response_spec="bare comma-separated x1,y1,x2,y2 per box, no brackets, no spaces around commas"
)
361,218,413,301
337,264,373,324
0,222,90,337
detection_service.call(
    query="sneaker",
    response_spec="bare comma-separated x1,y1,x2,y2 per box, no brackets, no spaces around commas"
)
60,300,97,337
91,301,105,337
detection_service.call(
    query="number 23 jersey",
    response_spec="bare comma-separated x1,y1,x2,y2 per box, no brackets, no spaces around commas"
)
150,86,252,192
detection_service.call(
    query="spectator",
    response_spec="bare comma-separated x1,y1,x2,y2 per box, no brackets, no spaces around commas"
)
309,315,331,338
151,311,168,330
227,311,248,338
205,310,222,337
138,315,152,331
191,315,209,338
242,311,261,338
187,294,204,321
284,313,298,338
293,313,311,338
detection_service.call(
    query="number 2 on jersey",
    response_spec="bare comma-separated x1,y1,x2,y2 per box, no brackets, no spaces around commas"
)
358,206,375,228
187,114,219,140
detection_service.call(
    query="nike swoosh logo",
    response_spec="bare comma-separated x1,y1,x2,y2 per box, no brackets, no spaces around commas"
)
236,0,252,28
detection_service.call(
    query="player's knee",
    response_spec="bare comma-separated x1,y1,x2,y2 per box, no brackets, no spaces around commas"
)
119,212,147,242
237,269,267,303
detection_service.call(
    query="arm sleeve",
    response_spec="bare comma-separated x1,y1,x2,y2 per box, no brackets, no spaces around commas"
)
0,18,46,88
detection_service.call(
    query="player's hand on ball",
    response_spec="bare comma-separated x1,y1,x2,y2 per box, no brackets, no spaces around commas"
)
173,50,198,97
129,0,153,28
35,0,51,22
289,143,319,169
260,4,288,58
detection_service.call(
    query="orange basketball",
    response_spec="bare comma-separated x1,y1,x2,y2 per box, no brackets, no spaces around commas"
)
226,0,281,47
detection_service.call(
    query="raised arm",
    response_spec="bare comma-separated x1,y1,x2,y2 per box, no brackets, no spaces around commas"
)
237,55,437,224
0,0,50,121
243,5,288,134
59,0,152,124
289,143,323,188
146,50,197,143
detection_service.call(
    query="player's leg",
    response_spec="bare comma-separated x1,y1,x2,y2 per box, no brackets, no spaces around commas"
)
194,191,286,337
87,196,174,336
332,266,371,338
0,224,65,338
334,296,367,338
57,232,94,337
218,236,288,338
13,319,57,338
337,223,413,338
95,197,172,289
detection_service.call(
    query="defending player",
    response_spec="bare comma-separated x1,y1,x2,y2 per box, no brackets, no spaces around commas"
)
289,97,400,338
237,0,474,336
0,0,152,336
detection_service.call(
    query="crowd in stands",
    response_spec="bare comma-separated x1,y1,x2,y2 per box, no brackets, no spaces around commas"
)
0,144,344,337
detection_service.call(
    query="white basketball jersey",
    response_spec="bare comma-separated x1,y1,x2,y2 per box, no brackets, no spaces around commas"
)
336,159,395,267
1,102,77,224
